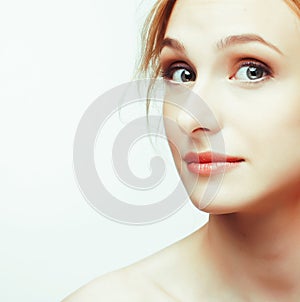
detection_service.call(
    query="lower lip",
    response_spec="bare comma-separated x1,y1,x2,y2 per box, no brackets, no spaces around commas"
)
186,162,242,176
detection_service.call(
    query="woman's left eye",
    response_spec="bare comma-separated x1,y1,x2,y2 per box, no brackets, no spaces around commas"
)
232,61,272,83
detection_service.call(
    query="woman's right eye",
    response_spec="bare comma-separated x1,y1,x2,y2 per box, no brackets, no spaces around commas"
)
161,64,196,83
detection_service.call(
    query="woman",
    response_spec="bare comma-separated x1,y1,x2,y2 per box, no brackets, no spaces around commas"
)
64,0,300,301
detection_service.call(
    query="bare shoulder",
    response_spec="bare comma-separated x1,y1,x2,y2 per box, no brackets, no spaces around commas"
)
132,229,203,282
62,229,205,302
61,266,177,302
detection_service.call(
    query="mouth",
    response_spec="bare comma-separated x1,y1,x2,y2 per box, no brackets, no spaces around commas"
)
183,151,245,176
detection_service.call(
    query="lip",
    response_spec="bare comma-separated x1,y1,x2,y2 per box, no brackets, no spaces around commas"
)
183,151,244,176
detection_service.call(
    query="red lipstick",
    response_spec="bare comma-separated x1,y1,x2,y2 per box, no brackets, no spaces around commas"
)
183,151,244,176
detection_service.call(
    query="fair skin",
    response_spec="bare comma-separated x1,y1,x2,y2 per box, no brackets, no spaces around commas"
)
63,0,300,301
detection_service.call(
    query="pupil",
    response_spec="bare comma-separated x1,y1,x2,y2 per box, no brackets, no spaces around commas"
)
181,70,193,82
247,66,263,80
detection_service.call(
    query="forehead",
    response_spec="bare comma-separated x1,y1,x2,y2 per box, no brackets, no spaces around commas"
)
165,0,300,55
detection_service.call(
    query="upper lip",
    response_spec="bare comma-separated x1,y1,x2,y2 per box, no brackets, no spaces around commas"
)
183,151,244,164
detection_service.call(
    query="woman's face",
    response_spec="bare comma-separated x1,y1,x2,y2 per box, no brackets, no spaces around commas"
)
161,0,300,213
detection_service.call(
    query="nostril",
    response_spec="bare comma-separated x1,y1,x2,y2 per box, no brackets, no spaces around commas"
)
192,127,210,133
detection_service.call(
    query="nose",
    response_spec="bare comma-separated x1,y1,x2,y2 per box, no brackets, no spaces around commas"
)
175,91,221,137
176,111,209,135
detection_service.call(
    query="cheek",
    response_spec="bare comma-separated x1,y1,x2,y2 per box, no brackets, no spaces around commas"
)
240,91,300,179
220,82,300,183
229,81,300,144
163,103,182,173
259,92,300,150
168,141,183,174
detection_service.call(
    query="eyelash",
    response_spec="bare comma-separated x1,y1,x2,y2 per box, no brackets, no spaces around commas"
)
231,60,273,86
161,61,195,82
160,59,273,86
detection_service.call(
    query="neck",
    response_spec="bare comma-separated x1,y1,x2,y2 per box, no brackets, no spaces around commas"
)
204,194,300,301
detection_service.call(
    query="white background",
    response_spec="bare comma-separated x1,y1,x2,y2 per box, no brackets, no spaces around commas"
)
0,1,208,301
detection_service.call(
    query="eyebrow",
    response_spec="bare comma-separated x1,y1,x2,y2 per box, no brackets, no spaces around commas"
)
217,34,283,55
160,37,187,54
161,34,283,55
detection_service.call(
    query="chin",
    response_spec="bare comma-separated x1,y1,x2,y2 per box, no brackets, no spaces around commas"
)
191,199,238,215
188,191,235,214
188,190,263,215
